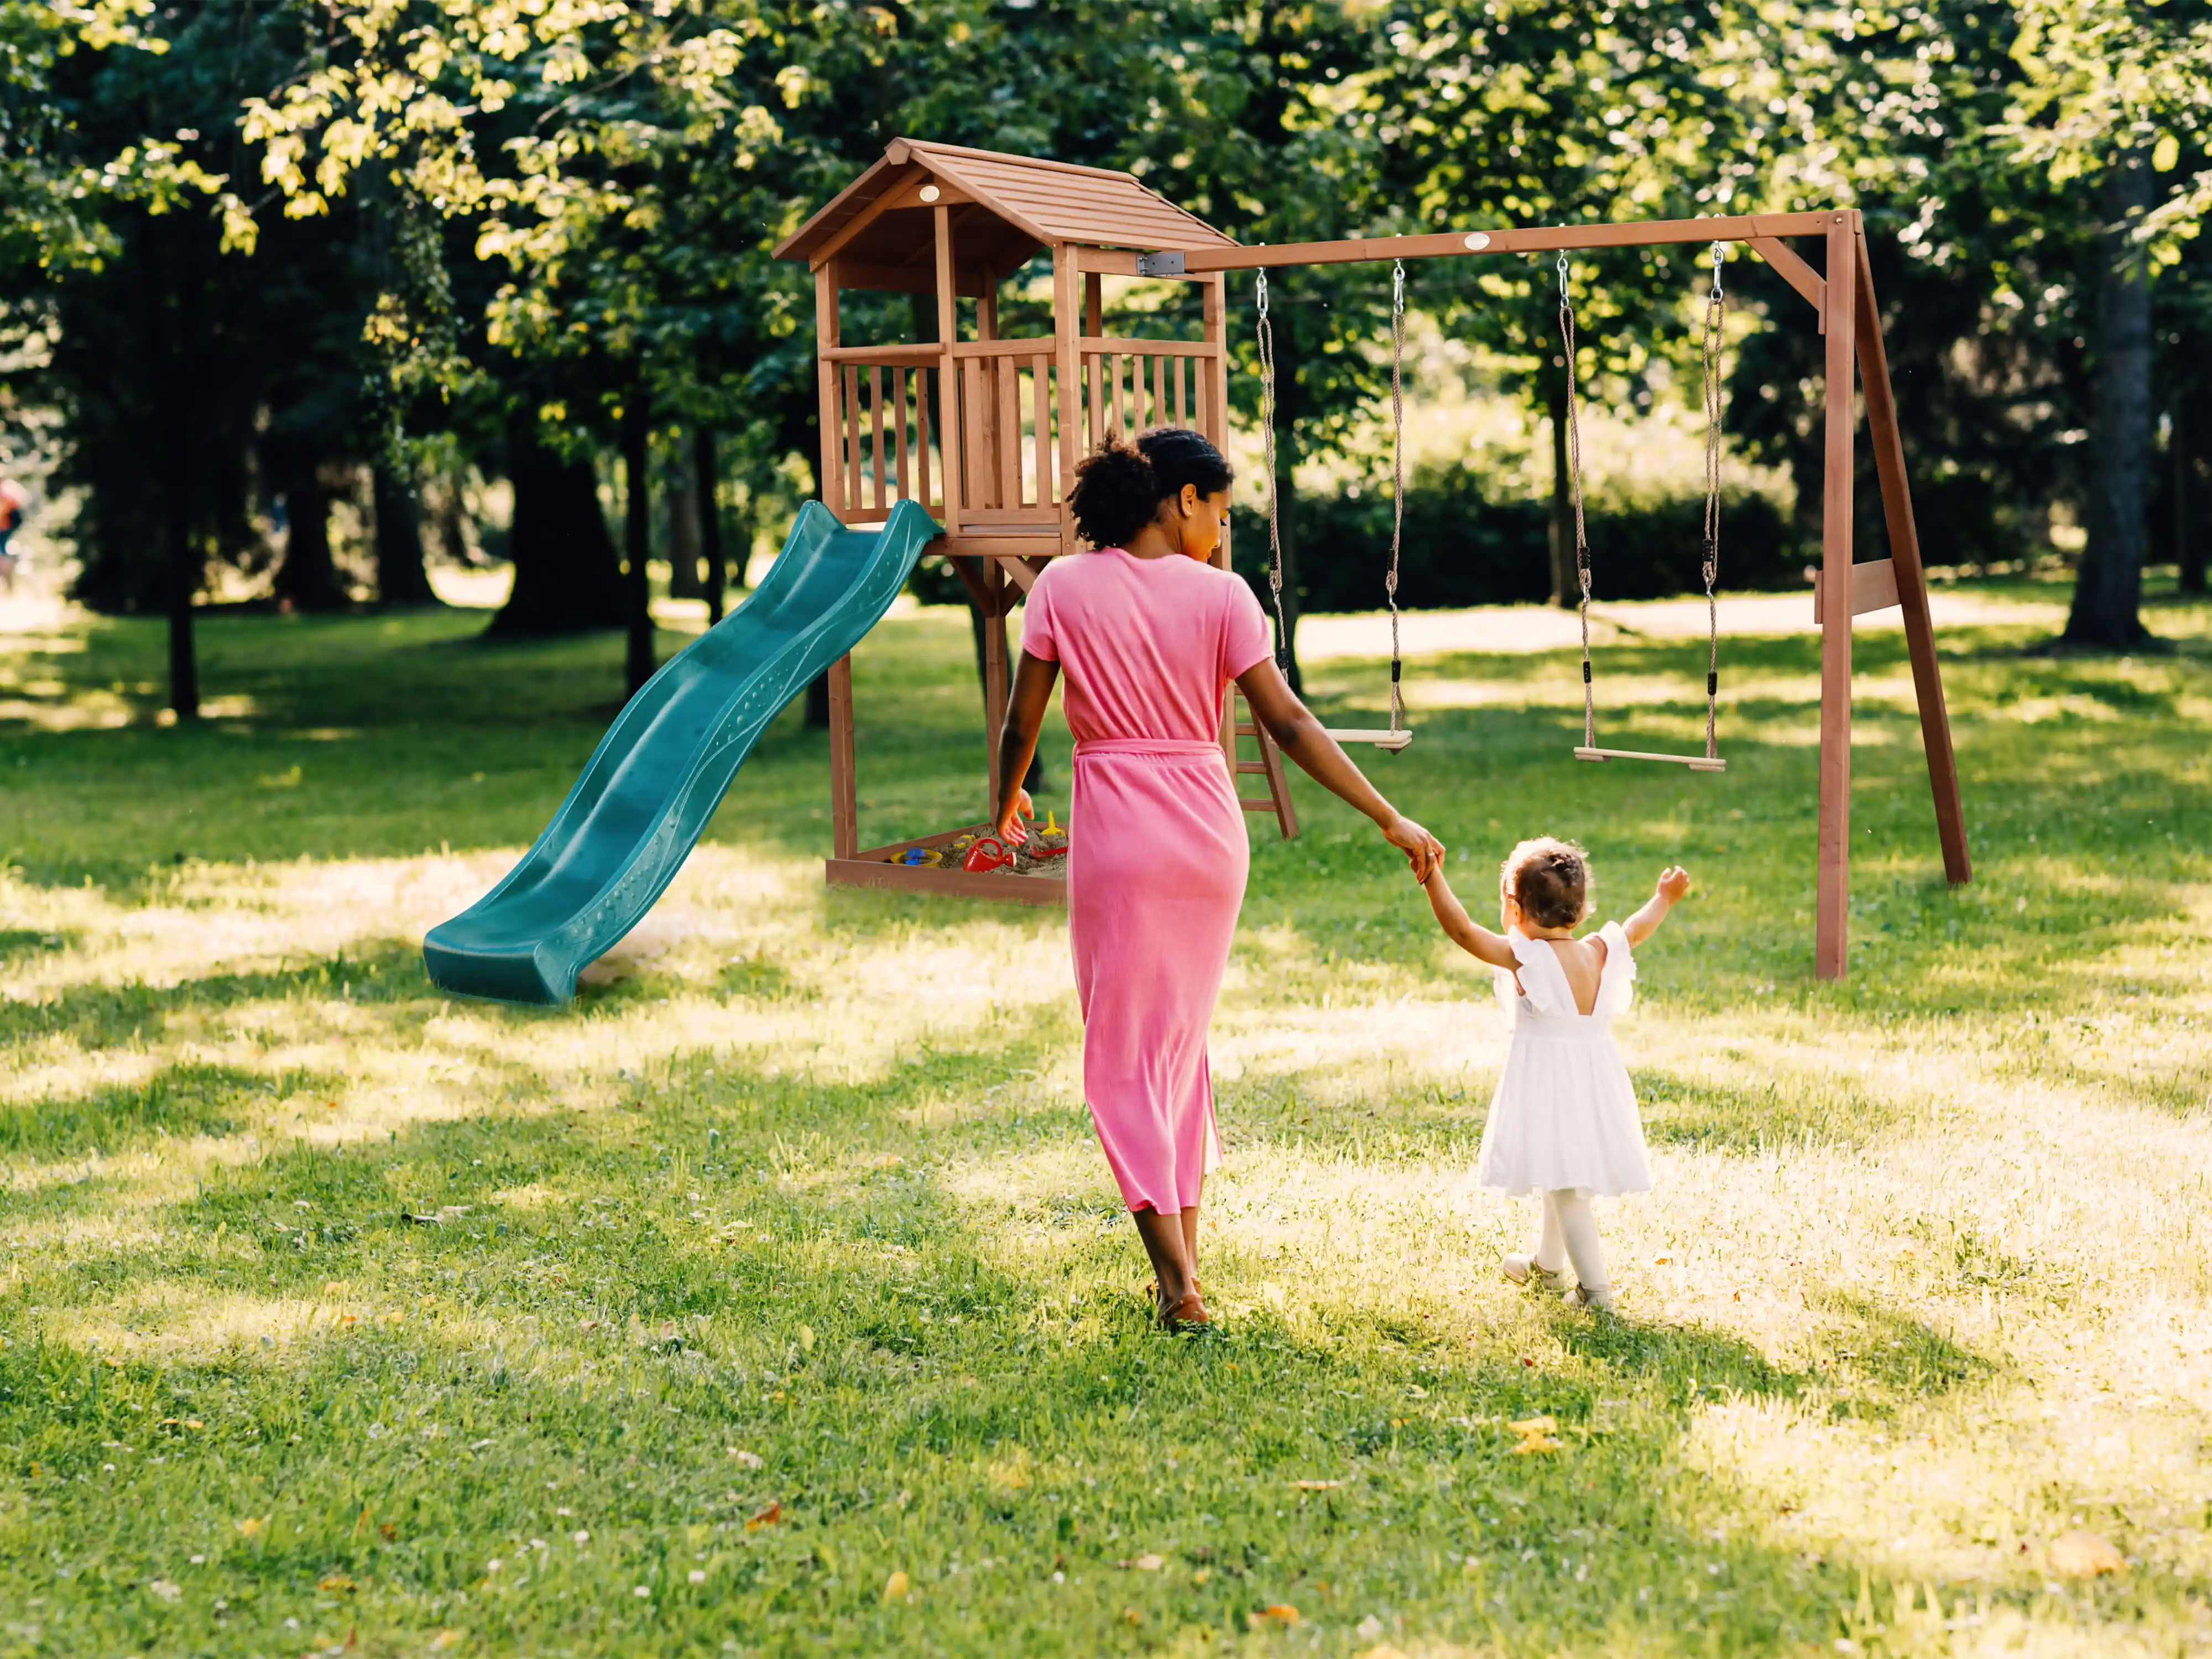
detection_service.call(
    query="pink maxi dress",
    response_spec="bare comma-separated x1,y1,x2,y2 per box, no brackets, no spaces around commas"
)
1019,548,1274,1214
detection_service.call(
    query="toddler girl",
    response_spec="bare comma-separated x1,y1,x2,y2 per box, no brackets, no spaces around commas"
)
1421,839,1690,1311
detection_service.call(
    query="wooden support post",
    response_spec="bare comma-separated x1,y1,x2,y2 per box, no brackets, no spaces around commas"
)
1854,228,1970,888
828,654,858,860
815,265,842,514
983,556,1009,820
1055,245,1081,540
1815,211,1859,980
1201,273,1228,446
933,206,963,536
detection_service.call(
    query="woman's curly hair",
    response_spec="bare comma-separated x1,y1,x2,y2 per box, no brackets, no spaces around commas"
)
1501,837,1592,931
1066,427,1234,549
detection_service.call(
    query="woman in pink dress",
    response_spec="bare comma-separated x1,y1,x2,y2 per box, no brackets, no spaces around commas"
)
993,429,1443,1329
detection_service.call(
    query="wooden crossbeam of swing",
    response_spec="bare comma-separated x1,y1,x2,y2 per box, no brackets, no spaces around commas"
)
1574,747,1725,773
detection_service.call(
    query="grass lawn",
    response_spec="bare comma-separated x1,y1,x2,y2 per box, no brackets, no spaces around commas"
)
2,576,2210,1658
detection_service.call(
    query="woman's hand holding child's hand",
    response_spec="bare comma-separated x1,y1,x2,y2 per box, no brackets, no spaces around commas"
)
1382,814,1446,883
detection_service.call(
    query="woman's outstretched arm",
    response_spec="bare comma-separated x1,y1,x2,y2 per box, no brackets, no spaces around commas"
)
1233,656,1443,880
993,648,1061,843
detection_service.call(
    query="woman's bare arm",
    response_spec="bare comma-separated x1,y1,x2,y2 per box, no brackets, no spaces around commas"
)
1233,656,1443,879
1421,866,1519,968
992,648,1060,842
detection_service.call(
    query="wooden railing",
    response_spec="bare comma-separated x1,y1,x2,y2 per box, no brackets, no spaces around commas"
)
1077,337,1222,453
950,338,1058,526
823,345,941,524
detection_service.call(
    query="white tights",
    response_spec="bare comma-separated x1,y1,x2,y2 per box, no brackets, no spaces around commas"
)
1532,1189,1610,1296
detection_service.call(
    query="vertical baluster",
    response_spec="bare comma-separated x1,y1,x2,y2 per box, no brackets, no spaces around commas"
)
842,364,862,513
894,367,911,501
1172,355,1186,426
965,357,988,508
917,367,933,512
1152,354,1166,430
1112,355,1127,439
999,352,1021,509
1087,352,1103,450
869,366,886,513
1032,354,1051,508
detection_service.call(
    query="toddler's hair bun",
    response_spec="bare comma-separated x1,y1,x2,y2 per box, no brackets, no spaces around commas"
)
1501,836,1591,930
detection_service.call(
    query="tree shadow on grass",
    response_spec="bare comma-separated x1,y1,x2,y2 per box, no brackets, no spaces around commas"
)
0,938,431,1051
0,1060,347,1163
1637,1066,1904,1156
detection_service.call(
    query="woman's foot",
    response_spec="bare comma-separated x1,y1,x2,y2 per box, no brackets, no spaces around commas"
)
1158,1288,1213,1331
1502,1253,1571,1292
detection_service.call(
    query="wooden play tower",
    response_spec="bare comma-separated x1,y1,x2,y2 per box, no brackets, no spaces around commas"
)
773,138,1300,910
777,138,1970,980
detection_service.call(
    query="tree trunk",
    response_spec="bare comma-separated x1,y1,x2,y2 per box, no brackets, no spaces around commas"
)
373,465,440,607
666,432,704,599
491,419,624,636
165,464,199,719
273,473,347,611
1547,377,1573,608
696,425,725,624
2178,385,2208,597
1270,323,1305,695
623,391,655,696
2064,156,2156,649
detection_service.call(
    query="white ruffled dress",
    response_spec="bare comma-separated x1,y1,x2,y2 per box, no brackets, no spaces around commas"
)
1474,923,1653,1198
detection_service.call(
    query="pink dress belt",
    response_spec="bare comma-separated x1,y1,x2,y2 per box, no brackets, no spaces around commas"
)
1073,738,1223,758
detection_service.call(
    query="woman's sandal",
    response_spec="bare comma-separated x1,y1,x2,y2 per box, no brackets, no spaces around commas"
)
1159,1289,1213,1332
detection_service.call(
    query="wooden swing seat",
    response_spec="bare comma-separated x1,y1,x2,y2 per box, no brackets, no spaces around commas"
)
1574,745,1725,773
1324,727,1415,752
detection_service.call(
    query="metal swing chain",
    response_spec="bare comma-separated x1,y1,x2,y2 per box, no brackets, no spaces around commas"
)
1386,259,1407,734
1558,252,1595,751
1700,240,1725,762
1256,269,1290,672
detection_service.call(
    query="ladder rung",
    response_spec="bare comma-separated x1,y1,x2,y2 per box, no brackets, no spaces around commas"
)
1574,746,1726,773
1239,797,1281,811
1235,761,1269,774
1234,723,1259,737
1322,727,1414,753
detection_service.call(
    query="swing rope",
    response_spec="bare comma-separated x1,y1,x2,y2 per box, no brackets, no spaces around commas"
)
1563,243,1728,771
1256,269,1290,672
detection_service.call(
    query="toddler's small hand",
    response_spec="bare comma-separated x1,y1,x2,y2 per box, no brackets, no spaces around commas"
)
1656,865,1692,904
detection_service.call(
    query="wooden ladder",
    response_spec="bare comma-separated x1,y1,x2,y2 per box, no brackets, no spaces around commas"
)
1223,686,1298,839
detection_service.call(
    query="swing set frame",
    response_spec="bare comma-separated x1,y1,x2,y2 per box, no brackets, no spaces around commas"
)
1138,206,1971,982
777,138,1968,979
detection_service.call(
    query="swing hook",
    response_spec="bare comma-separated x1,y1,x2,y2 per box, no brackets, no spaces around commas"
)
1709,240,1725,298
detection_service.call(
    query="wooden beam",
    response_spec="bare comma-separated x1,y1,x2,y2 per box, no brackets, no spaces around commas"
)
1149,210,1836,275
991,554,1038,593
1811,556,1901,622
1816,210,1859,981
983,557,1009,819
814,264,842,513
945,551,993,612
1054,244,1081,550
933,204,963,538
1749,236,1827,325
827,653,858,861
1855,227,1971,888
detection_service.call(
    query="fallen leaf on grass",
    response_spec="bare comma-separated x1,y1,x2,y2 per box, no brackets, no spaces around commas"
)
746,1501,782,1530
1192,1568,1212,1585
1288,1480,1342,1491
1117,1553,1163,1571
2049,1530,2125,1578
430,1632,462,1651
1248,1604,1301,1627
236,1516,266,1540
319,1573,357,1593
1121,1608,1140,1625
1507,1416,1557,1436
882,1569,910,1603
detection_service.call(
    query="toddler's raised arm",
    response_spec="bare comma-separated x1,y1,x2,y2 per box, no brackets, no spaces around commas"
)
1623,865,1692,947
1422,866,1518,968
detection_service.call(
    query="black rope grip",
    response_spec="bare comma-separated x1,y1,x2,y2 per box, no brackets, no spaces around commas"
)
1582,662,1592,685
1707,671,1718,696
1390,661,1401,683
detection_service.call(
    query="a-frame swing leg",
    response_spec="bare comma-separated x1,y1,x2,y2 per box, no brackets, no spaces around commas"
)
1815,212,1859,981
1854,228,1971,890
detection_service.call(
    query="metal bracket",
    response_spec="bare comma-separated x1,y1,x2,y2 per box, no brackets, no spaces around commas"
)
1135,250,1186,277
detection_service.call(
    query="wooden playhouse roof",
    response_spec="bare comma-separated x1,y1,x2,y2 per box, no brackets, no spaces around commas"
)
773,139,1234,289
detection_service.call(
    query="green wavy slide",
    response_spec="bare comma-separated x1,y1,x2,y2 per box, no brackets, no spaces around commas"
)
424,499,941,1005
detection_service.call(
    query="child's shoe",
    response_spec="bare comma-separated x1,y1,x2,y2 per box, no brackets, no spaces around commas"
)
1562,1282,1617,1313
1502,1253,1572,1292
